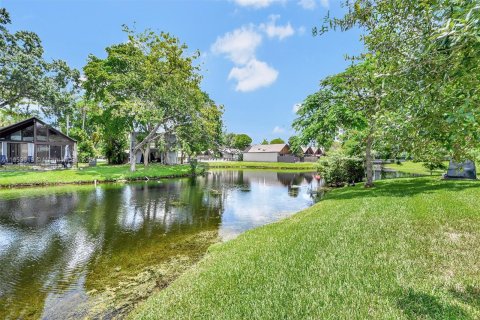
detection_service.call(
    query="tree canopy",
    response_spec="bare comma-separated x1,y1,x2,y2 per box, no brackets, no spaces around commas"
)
83,26,214,171
0,8,79,119
295,0,480,186
270,138,285,144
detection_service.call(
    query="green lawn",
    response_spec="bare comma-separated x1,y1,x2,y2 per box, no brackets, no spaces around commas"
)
0,164,193,187
132,177,480,319
205,161,316,170
384,161,449,176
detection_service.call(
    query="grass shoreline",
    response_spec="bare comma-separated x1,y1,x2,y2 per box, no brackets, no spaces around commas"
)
0,164,196,188
132,176,480,319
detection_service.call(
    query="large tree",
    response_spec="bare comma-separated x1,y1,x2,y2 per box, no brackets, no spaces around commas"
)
83,27,204,171
0,8,79,118
314,0,480,162
294,59,388,187
233,134,252,150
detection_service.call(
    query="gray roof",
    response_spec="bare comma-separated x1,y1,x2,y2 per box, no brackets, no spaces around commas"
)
245,144,288,153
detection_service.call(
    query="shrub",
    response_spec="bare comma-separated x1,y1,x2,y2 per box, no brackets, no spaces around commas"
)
423,160,447,175
317,153,365,187
104,138,128,164
70,128,97,163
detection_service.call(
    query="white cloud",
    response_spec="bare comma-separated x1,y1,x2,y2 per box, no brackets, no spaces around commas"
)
233,0,285,8
319,0,329,8
259,15,295,40
298,0,316,10
292,103,301,113
211,26,262,64
228,59,278,92
273,126,286,134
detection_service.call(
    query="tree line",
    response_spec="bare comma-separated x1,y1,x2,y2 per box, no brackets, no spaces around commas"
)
1,8,224,172
293,0,480,187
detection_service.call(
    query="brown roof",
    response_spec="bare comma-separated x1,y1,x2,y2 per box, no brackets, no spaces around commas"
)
245,144,288,153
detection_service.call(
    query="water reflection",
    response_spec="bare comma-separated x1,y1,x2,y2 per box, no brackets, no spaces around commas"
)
0,170,319,319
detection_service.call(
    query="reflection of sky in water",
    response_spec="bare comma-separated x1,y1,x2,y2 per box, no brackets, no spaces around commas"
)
219,172,318,241
0,170,319,318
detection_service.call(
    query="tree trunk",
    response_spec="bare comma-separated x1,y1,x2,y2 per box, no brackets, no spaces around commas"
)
143,145,150,167
130,132,136,172
365,133,374,188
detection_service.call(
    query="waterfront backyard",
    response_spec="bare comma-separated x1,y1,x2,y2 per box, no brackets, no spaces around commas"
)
1,165,479,319
1,0,479,318
0,169,321,318
133,176,480,319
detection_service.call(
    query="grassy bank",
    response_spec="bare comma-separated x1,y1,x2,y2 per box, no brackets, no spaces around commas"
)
132,177,480,319
205,161,316,170
0,164,194,187
384,161,449,176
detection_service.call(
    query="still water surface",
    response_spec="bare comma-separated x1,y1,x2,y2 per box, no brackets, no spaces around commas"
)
0,170,320,319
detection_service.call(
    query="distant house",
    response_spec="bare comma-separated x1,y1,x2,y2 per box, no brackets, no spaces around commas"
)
243,144,295,162
220,148,242,161
0,117,76,165
301,146,314,156
311,147,324,157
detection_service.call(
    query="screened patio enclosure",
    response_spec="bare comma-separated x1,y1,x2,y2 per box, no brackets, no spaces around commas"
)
0,117,76,165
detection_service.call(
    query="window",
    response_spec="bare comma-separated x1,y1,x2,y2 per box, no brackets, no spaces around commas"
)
36,144,49,162
36,123,48,142
48,129,69,143
50,145,62,160
22,125,34,142
10,130,22,141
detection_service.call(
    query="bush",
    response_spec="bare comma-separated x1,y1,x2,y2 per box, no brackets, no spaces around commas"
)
104,138,128,164
317,154,365,187
423,160,447,175
70,128,97,163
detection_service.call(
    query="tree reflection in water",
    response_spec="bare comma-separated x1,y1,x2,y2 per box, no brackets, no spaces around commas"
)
0,170,319,319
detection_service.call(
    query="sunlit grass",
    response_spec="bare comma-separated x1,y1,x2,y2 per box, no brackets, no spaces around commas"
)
132,177,480,319
384,161,449,176
0,164,193,187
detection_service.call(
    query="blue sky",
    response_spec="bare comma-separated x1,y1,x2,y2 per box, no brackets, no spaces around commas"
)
1,0,362,144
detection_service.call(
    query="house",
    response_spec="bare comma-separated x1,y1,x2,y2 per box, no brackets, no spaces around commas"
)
0,117,76,165
220,148,242,161
311,147,324,157
243,144,296,162
301,146,314,156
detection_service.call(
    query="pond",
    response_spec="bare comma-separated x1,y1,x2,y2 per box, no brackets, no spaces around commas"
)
0,170,321,319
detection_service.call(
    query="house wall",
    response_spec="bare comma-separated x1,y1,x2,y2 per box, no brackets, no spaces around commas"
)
278,155,297,163
243,152,278,162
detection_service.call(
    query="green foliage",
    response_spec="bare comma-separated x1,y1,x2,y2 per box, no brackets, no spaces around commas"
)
270,138,285,144
423,161,448,176
261,139,268,145
69,128,97,163
104,138,128,165
288,136,302,156
0,8,79,115
314,0,480,162
83,26,205,171
223,133,237,148
176,93,224,156
232,134,252,150
317,153,365,187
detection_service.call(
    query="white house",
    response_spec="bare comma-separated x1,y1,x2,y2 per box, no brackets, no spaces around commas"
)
243,144,294,162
